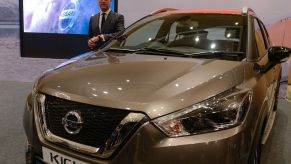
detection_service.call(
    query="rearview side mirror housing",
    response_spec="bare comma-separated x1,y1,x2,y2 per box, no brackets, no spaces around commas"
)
268,46,291,63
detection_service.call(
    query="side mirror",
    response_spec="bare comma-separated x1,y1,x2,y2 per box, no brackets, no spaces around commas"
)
268,46,291,63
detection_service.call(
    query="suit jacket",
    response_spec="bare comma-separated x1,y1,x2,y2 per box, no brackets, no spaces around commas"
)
88,11,125,49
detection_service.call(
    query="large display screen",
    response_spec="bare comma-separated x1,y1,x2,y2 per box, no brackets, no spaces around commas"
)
20,0,117,58
23,0,115,35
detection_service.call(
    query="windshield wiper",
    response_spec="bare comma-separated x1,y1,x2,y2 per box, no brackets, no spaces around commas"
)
134,47,188,57
105,48,136,53
106,48,244,60
189,51,244,56
105,47,186,57
187,51,244,60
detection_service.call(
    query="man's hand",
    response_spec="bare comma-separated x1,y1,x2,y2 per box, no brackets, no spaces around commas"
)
88,35,101,48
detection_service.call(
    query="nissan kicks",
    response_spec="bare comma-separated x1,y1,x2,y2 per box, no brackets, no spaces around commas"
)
23,7,291,164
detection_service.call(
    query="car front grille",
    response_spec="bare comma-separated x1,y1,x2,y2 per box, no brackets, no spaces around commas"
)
44,94,131,148
34,93,148,158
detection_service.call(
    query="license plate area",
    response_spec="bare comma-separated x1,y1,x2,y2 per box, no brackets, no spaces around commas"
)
42,147,88,164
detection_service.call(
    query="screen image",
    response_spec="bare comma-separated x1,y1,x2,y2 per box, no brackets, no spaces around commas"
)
23,0,115,35
20,0,118,59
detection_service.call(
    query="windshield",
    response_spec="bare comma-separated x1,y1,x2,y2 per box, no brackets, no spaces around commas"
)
109,13,246,60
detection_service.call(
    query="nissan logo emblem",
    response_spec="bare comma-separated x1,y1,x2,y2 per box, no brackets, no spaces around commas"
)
62,111,83,135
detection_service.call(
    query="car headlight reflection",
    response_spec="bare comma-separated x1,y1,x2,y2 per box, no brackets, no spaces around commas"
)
152,88,252,137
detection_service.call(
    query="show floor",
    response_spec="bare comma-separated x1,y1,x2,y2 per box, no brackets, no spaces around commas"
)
0,80,290,164
0,36,66,82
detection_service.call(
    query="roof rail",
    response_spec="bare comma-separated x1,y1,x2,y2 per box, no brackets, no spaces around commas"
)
242,6,256,16
150,8,178,15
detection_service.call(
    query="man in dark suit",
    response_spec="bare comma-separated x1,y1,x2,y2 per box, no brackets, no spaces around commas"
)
88,0,125,50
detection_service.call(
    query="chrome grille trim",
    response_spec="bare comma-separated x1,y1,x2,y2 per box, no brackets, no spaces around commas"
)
34,93,148,158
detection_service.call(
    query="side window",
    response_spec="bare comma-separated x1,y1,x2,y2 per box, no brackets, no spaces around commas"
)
259,20,271,47
254,19,267,57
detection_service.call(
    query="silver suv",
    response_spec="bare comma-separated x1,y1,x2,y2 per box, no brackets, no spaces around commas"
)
23,7,291,164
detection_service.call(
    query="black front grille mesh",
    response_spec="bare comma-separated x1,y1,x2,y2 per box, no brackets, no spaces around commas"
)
44,94,130,148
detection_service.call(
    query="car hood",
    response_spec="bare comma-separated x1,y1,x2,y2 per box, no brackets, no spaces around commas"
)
38,52,244,118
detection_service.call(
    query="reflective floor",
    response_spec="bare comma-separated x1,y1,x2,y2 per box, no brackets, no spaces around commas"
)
261,98,291,164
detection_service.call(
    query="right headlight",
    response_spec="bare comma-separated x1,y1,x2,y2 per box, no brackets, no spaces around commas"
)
152,88,252,137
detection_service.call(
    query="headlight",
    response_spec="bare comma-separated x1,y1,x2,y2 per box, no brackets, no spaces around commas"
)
152,88,252,137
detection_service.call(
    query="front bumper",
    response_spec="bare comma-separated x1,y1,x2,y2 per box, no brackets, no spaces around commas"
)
24,98,253,164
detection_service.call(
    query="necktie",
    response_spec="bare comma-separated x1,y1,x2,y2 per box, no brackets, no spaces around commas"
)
101,13,106,30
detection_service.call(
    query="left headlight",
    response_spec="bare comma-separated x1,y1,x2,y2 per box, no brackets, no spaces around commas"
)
152,88,252,137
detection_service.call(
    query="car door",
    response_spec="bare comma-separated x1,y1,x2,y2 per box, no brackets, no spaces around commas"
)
251,17,280,145
243,17,279,163
257,18,280,112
